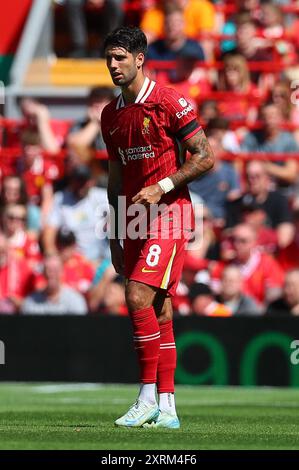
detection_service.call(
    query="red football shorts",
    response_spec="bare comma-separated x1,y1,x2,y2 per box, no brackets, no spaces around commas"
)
124,226,191,297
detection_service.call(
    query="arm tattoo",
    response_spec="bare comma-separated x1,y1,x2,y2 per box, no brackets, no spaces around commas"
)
169,129,214,189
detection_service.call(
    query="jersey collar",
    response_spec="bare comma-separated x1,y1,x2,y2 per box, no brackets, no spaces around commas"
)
116,77,156,109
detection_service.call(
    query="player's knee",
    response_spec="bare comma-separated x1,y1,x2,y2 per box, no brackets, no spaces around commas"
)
125,285,149,312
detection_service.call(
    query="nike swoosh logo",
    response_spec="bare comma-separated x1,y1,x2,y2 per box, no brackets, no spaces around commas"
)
142,267,158,273
110,127,119,136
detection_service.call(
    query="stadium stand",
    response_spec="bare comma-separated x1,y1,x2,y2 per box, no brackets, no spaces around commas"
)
1,0,299,317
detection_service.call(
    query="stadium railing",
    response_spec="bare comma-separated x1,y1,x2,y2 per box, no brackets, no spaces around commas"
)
2,117,298,146
145,59,296,73
1,147,299,165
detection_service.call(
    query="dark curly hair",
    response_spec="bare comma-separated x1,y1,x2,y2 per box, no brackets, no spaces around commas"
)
103,26,147,56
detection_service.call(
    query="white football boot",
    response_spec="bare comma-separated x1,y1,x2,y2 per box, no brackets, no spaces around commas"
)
115,400,159,427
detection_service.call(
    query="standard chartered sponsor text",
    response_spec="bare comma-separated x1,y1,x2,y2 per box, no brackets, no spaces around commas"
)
118,145,155,164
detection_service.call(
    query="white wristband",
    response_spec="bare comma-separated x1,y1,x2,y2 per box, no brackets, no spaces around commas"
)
157,177,175,194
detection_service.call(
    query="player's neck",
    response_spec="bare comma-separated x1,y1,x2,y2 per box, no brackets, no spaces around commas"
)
122,73,147,104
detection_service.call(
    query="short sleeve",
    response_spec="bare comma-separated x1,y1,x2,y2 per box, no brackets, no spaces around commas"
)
101,106,119,162
162,89,202,142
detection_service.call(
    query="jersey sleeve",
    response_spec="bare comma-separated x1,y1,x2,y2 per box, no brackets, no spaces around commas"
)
162,88,202,142
101,106,119,162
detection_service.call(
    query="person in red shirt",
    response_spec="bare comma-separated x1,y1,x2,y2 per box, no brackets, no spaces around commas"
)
101,275,128,316
2,204,42,275
211,223,284,306
260,3,296,66
55,227,95,296
17,130,61,224
217,53,261,123
0,231,36,314
101,26,214,428
18,130,60,202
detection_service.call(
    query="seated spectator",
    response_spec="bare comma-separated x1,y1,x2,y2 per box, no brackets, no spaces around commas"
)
204,117,240,154
189,129,241,223
2,204,42,274
237,202,278,255
220,0,263,54
219,265,262,315
228,13,273,85
88,257,116,312
0,175,41,232
43,165,109,263
217,53,260,123
271,79,299,143
241,102,299,190
66,87,115,151
0,231,36,314
101,275,128,315
238,0,263,24
189,282,232,316
22,254,87,315
211,223,284,305
147,6,205,84
55,227,95,295
65,0,124,57
198,100,218,126
227,160,295,249
266,269,299,316
141,0,215,44
260,2,296,65
18,130,61,222
260,2,283,39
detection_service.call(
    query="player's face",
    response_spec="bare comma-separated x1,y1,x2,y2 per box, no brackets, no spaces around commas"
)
105,47,143,87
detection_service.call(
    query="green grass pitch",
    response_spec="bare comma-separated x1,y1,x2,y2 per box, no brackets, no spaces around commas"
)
0,383,298,450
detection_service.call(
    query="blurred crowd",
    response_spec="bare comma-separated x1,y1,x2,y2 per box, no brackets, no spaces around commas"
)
1,0,299,316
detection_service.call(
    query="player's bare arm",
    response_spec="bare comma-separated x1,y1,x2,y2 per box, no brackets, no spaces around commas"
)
132,128,214,205
169,128,214,189
107,160,124,275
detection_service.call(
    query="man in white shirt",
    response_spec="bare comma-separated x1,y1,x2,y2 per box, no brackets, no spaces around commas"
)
43,165,109,262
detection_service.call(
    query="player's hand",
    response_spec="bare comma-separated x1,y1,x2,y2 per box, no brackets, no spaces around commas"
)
110,240,125,275
131,184,164,206
22,99,50,121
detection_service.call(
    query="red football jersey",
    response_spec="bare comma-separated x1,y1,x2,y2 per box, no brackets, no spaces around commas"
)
9,231,42,273
22,156,60,200
0,255,36,302
101,78,201,219
62,252,95,294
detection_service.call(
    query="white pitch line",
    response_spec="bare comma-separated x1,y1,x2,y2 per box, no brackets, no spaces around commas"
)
32,384,104,393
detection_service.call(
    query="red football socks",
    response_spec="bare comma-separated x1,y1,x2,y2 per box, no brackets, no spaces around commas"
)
157,320,176,393
131,306,160,384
